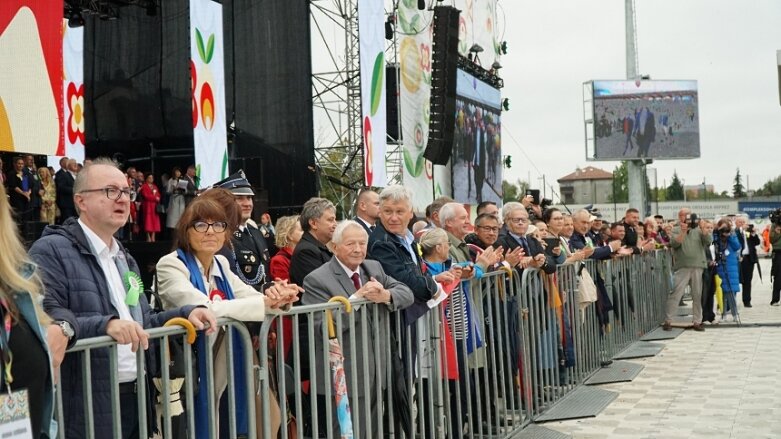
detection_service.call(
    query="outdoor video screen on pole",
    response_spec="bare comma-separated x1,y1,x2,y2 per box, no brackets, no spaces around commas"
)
591,80,700,160
452,69,503,204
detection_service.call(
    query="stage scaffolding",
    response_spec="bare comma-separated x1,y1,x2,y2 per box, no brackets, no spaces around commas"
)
310,0,402,217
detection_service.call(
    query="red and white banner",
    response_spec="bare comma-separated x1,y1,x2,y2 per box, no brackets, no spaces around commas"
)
190,0,228,188
358,0,386,187
50,19,85,167
0,1,63,156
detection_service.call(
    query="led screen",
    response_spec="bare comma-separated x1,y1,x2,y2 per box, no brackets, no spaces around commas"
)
592,80,700,160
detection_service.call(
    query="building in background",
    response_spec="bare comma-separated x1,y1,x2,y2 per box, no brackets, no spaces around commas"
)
558,166,613,205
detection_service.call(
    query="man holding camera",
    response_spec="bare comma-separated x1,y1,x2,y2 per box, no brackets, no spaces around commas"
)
662,208,712,332
735,217,760,307
769,216,781,305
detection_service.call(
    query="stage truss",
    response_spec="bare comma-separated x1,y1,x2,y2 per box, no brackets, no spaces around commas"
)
310,0,402,217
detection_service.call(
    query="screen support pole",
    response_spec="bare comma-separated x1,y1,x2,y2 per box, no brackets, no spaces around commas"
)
625,0,647,215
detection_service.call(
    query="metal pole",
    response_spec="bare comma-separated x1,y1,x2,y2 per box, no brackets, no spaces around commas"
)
625,0,646,212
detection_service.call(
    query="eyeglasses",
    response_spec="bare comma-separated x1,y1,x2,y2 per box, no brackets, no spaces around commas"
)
477,226,500,233
191,221,228,233
508,217,529,224
78,186,137,202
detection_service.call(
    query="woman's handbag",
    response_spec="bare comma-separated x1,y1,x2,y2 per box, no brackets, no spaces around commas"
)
156,203,166,215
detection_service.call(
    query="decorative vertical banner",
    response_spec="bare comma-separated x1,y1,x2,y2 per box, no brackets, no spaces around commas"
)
397,3,435,211
358,0,387,187
457,0,500,68
0,1,63,155
190,0,228,188
50,19,85,168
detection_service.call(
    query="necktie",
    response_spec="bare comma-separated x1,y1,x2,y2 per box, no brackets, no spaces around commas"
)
114,253,144,324
369,224,376,233
351,272,361,290
519,237,530,254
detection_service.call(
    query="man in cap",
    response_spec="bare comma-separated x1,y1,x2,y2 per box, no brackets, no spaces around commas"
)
215,170,274,291
587,209,604,246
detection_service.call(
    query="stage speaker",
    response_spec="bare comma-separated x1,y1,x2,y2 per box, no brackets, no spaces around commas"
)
386,64,400,142
424,6,460,165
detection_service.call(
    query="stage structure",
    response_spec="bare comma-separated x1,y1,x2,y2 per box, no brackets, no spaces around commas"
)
63,0,315,215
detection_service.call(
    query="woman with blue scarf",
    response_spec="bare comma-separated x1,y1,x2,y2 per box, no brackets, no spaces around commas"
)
156,197,296,438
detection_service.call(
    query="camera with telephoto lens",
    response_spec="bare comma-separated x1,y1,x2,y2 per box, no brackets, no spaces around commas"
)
687,213,699,229
718,225,731,236
770,208,781,226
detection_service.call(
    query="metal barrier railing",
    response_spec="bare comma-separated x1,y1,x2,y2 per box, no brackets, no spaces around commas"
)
55,318,256,439
54,249,674,438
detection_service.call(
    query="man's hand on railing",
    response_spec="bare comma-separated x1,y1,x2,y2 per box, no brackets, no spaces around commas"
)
46,323,68,369
608,240,622,252
616,246,634,256
106,319,149,352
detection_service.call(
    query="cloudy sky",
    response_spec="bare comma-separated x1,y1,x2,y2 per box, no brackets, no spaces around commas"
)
498,0,781,198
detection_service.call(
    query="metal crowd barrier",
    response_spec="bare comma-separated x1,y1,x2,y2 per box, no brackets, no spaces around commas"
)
55,318,256,439
54,250,674,438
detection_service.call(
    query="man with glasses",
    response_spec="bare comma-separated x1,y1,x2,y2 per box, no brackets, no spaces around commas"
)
466,213,523,267
29,158,218,439
498,202,555,273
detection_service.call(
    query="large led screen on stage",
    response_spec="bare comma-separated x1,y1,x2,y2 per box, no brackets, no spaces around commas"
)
591,80,700,160
452,69,502,205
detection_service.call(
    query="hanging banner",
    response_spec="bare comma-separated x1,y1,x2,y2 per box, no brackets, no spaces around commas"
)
458,0,499,68
0,1,63,155
50,19,85,168
190,0,228,188
398,3,435,211
358,0,387,187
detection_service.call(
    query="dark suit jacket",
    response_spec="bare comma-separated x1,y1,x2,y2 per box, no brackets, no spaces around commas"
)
497,231,556,274
738,228,760,264
301,257,414,396
55,170,75,211
570,232,612,260
621,221,640,254
289,232,333,287
352,216,374,236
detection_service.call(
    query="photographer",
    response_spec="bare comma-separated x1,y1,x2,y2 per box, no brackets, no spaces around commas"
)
662,208,712,332
769,210,781,305
713,218,742,319
735,217,760,307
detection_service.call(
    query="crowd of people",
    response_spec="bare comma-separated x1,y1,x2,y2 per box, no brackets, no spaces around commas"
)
0,155,777,438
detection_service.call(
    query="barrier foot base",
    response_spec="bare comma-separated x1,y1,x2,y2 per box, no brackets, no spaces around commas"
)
533,387,617,423
508,423,571,438
640,326,684,341
585,360,644,385
613,341,664,360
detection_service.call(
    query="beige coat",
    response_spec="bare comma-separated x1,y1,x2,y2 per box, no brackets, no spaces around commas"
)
156,251,280,438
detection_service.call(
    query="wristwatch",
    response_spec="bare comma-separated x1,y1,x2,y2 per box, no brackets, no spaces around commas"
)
56,320,75,340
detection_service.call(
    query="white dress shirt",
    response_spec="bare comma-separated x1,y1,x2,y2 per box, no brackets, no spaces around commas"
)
78,219,138,382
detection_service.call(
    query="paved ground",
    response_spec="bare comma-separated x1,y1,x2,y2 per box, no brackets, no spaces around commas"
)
545,258,781,439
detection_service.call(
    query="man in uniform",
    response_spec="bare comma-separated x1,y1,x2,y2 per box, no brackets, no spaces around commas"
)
216,171,273,291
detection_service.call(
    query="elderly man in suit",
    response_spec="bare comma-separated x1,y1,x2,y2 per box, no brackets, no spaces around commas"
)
302,220,413,439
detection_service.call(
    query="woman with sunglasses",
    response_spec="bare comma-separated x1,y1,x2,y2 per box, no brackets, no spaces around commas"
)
155,196,295,438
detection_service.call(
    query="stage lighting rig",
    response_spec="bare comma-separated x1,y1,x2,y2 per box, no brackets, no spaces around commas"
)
502,98,509,111
457,55,504,89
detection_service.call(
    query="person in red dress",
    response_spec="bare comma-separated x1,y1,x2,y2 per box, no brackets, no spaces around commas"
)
139,173,161,242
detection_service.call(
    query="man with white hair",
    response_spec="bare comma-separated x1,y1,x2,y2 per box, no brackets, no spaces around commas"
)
497,202,555,273
302,220,413,438
368,186,459,320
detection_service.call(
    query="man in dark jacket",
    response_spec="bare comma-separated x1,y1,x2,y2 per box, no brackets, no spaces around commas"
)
29,159,217,439
368,186,458,322
55,158,77,223
289,197,337,287
735,216,760,307
497,202,555,274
